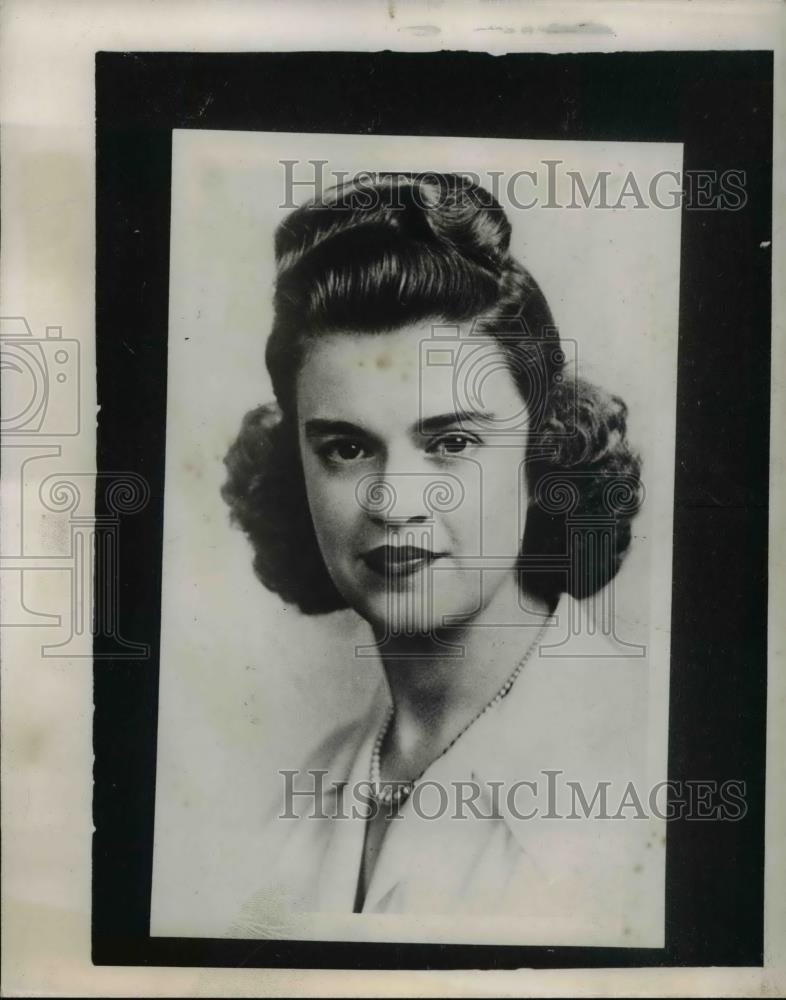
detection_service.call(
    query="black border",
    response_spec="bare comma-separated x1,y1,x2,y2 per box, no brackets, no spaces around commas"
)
94,51,772,969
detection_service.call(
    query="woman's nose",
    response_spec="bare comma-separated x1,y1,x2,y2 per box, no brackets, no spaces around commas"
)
364,474,431,523
357,451,434,524
360,460,468,527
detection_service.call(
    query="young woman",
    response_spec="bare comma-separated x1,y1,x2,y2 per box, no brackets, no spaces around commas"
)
222,173,657,943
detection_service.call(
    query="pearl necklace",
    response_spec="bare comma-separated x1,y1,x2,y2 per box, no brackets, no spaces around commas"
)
369,622,549,808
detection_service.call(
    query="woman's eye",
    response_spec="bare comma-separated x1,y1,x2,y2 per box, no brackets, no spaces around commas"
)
320,439,371,465
429,433,480,457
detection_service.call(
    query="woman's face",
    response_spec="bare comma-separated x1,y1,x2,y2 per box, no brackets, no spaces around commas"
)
296,322,531,635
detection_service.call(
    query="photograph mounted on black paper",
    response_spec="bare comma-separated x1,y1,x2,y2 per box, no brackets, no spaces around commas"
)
90,47,773,974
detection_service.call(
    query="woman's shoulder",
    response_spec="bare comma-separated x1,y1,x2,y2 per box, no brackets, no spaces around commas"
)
300,715,370,779
305,681,390,774
262,685,388,826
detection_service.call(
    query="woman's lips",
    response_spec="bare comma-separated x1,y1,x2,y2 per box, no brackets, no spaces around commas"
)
362,545,441,578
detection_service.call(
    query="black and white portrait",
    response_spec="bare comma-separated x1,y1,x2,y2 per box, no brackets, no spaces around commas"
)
150,132,682,947
0,7,777,992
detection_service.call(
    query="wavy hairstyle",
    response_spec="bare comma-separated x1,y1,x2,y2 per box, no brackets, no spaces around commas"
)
222,172,642,614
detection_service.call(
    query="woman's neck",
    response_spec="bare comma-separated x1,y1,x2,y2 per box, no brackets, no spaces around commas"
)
372,580,551,773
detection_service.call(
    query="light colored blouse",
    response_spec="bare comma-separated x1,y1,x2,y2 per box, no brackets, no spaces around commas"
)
230,593,665,948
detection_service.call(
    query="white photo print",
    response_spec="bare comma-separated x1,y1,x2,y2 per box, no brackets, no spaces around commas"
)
151,131,681,947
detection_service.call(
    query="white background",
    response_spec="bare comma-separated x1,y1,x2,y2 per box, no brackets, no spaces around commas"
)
2,0,785,995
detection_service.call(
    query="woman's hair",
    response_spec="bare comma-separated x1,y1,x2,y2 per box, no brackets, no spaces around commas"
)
222,172,642,614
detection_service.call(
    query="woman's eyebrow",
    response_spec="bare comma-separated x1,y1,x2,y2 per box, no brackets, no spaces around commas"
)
415,410,492,434
304,418,373,440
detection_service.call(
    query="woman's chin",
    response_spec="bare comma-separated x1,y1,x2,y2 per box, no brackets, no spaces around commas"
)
350,587,484,639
